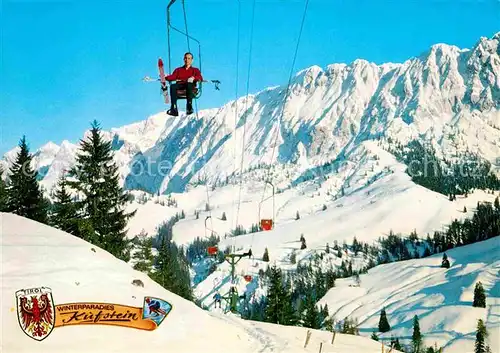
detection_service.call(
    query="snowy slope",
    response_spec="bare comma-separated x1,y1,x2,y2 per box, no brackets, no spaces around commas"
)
2,32,499,196
168,140,497,250
317,236,500,353
187,143,498,315
0,212,398,353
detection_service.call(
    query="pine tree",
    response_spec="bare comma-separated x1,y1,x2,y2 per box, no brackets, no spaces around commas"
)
5,136,48,223
50,176,79,235
412,315,423,353
325,267,336,289
378,308,391,333
295,210,300,220
262,248,270,262
341,316,359,335
321,303,329,321
300,235,307,250
423,246,432,257
151,238,192,301
264,264,284,324
371,332,379,341
221,211,227,221
441,253,450,268
392,338,403,352
324,315,334,331
314,270,326,298
473,282,486,308
132,232,155,275
475,319,488,353
66,120,136,261
0,167,7,212
352,236,361,254
302,293,320,329
249,223,260,233
280,277,298,326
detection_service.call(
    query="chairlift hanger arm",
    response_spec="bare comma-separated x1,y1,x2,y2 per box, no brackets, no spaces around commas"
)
168,26,202,47
166,0,201,70
204,215,219,238
167,0,199,44
259,180,275,204
258,180,275,226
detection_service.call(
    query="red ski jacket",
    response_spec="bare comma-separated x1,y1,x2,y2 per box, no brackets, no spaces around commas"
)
166,65,203,82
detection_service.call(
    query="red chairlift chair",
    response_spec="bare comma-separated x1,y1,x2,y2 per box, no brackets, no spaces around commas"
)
260,219,273,231
258,180,275,231
207,246,218,256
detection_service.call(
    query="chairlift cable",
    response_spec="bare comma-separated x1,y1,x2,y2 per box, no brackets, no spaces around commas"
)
181,0,191,53
260,0,310,215
228,0,243,254
235,0,256,236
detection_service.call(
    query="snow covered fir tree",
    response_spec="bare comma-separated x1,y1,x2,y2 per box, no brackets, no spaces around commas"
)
1,12,499,352
4,136,49,223
65,120,136,261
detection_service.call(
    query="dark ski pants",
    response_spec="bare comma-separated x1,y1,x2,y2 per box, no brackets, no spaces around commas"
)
170,82,195,108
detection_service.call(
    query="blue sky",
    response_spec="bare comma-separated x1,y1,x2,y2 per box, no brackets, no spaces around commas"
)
1,0,499,155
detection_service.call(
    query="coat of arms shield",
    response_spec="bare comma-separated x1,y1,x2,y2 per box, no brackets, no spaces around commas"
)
15,286,56,341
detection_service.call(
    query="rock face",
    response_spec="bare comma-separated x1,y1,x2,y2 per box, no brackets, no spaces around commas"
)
2,33,499,195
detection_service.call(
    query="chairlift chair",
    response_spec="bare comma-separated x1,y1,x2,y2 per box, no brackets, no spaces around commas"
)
258,180,275,231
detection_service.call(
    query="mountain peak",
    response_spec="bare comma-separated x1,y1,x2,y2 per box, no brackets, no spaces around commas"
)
38,141,60,153
429,42,462,53
351,58,371,66
295,64,323,76
60,140,76,148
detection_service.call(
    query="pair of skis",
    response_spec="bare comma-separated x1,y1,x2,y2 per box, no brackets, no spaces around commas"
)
157,58,170,104
139,58,170,103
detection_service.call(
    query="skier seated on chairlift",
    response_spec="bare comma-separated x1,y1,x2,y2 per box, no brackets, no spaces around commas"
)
213,292,222,308
164,52,203,116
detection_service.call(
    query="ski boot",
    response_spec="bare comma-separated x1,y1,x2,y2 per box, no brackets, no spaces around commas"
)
167,105,178,116
186,101,194,115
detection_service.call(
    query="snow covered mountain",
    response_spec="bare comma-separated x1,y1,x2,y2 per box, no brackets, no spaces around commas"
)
2,32,499,196
0,212,398,353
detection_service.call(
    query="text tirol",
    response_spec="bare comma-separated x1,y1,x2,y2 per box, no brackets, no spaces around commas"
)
54,303,157,331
